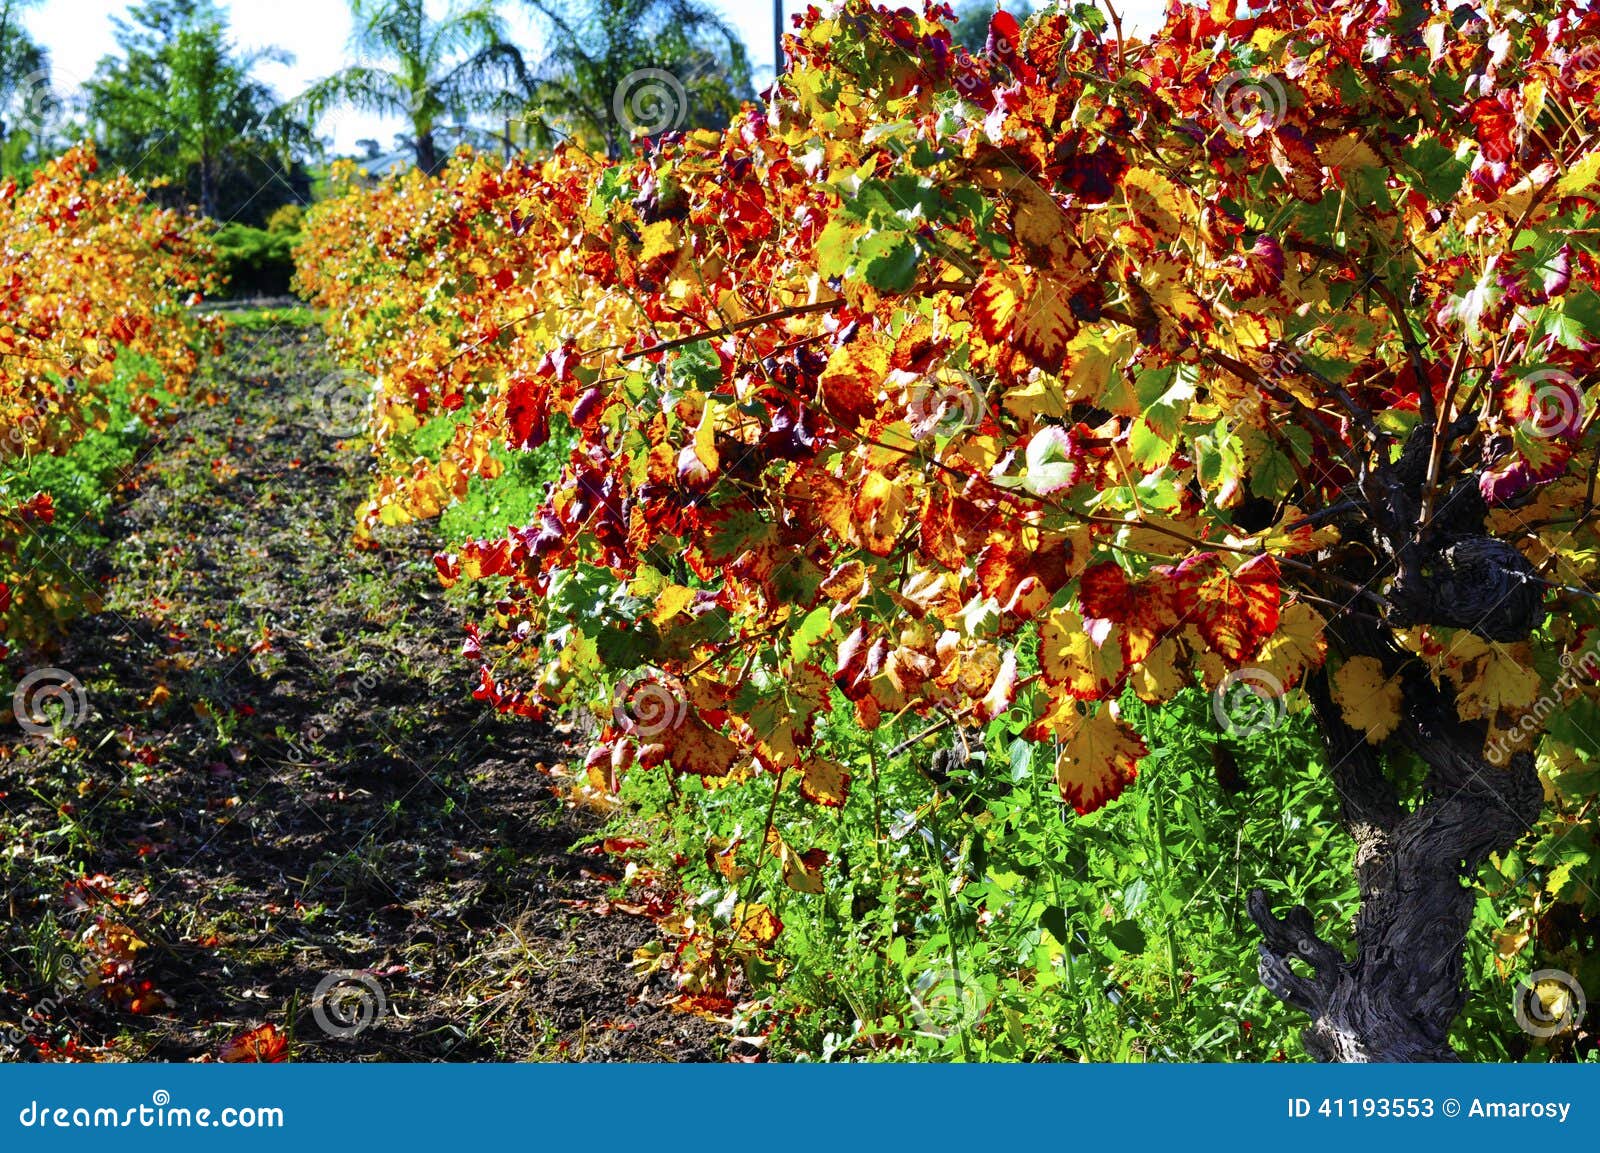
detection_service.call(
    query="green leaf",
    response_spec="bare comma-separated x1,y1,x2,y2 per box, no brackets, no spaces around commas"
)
1400,136,1468,203
1040,905,1070,945
789,605,833,662
1106,918,1147,954
1249,447,1297,500
1543,287,1600,351
858,230,920,292
1128,415,1174,469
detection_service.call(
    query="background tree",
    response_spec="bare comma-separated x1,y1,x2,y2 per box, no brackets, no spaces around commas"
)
521,0,753,159
83,0,311,222
0,0,50,172
299,0,527,175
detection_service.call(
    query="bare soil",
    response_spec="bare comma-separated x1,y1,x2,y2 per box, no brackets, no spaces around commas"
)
0,321,719,1062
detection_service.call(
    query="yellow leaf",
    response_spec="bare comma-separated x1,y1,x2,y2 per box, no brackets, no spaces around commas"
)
1122,167,1192,243
1064,327,1137,407
1255,600,1328,689
799,757,850,806
1320,133,1382,173
638,220,678,264
693,400,719,472
1453,644,1541,722
1013,277,1080,367
1556,150,1600,200
1038,609,1123,701
650,584,697,624
768,831,826,895
1143,256,1206,324
1128,634,1189,703
855,470,908,556
1053,704,1146,814
1331,655,1402,743
819,559,868,604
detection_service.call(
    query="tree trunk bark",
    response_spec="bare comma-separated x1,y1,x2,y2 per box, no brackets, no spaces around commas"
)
1246,416,1549,1061
416,132,439,176
199,157,217,220
1250,668,1543,1061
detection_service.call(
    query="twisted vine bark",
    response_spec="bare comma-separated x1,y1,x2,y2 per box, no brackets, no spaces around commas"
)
1249,423,1547,1061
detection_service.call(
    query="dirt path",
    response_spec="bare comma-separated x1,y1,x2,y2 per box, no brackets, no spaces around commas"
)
0,321,716,1062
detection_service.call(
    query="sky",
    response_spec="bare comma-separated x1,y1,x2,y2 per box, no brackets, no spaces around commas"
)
22,0,1167,154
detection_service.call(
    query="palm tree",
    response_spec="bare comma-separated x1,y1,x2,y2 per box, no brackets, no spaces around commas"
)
300,0,528,174
522,0,753,160
83,1,312,220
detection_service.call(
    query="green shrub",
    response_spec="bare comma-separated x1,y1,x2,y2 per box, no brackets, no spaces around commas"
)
265,204,304,234
213,222,299,298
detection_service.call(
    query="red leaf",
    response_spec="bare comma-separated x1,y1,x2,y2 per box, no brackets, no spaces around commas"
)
504,376,550,449
1183,553,1281,663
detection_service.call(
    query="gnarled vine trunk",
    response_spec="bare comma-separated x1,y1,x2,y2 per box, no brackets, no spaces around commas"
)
1251,679,1541,1061
1250,424,1546,1061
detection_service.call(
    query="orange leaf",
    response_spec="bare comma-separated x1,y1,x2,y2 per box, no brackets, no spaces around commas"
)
819,334,887,430
219,1023,288,1063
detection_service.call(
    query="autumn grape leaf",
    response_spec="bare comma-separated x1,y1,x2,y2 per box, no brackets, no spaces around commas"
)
1040,607,1124,700
1013,276,1080,368
504,374,550,449
855,470,909,555
218,1023,288,1063
1254,600,1328,689
972,267,1022,345
1184,553,1281,663
819,333,888,429
660,716,742,778
1331,655,1403,744
1451,643,1541,723
799,757,851,807
1127,633,1188,703
1078,561,1173,666
1121,167,1191,244
1053,704,1147,814
769,831,828,894
734,902,783,945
